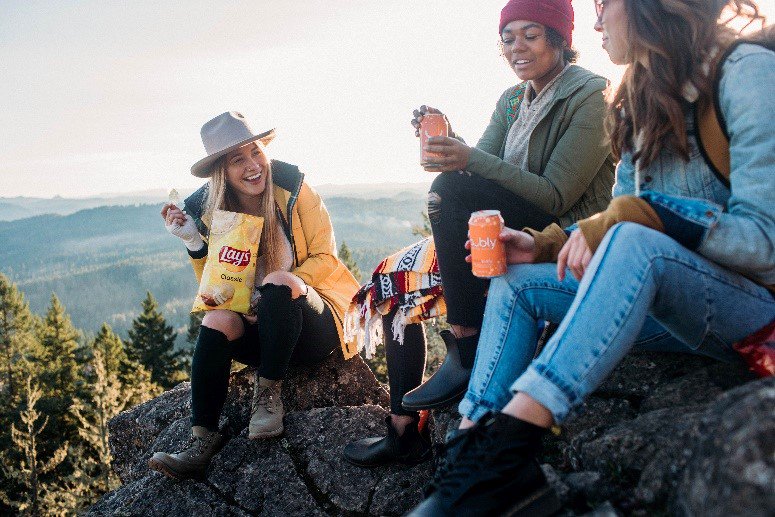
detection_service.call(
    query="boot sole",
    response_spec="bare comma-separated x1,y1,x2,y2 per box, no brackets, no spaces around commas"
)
148,457,204,481
503,485,561,517
401,387,466,412
343,447,433,468
248,425,284,440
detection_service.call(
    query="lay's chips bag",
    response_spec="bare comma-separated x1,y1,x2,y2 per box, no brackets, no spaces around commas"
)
192,209,263,315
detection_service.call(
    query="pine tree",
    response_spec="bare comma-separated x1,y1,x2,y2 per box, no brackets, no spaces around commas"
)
0,376,68,516
36,294,82,447
178,311,202,373
90,323,161,409
126,292,185,389
0,274,39,408
186,312,204,346
411,211,432,238
69,349,125,504
91,324,125,379
338,241,362,283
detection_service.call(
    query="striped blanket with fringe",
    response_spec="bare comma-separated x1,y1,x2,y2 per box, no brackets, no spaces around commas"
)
344,237,446,358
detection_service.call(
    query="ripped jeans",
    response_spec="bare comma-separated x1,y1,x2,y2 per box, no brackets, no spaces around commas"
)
460,223,775,424
428,172,555,328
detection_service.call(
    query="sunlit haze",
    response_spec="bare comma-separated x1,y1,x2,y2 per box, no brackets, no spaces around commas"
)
1,0,771,198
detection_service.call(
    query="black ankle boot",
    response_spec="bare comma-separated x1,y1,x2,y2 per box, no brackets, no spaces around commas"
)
343,415,432,467
401,330,475,411
409,412,560,517
426,425,471,496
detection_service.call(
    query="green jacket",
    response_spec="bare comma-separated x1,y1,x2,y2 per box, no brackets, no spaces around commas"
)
466,65,615,227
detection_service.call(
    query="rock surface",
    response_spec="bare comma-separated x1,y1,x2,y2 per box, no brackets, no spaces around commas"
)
90,350,774,516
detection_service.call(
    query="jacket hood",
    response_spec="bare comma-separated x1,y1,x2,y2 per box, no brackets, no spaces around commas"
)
512,64,607,104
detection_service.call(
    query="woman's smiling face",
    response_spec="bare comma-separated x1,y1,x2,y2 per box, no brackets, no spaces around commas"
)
501,20,563,84
224,141,269,201
594,0,629,65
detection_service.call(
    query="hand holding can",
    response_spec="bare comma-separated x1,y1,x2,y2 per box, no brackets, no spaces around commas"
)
420,113,449,167
469,210,507,278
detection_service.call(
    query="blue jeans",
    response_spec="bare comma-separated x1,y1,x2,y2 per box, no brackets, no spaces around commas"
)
460,223,775,424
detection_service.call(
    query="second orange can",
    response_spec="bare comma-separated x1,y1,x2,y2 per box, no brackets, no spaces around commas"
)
469,210,507,278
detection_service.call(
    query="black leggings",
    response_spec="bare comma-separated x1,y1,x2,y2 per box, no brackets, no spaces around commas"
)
383,312,426,416
428,172,556,328
191,283,339,430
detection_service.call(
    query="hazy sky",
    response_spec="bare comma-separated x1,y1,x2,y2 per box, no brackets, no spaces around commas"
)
1,1,770,198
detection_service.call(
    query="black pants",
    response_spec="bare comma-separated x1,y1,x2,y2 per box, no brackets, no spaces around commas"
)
428,172,556,328
191,283,339,430
383,312,426,416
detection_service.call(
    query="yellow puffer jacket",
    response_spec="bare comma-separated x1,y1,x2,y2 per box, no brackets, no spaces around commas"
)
183,160,361,359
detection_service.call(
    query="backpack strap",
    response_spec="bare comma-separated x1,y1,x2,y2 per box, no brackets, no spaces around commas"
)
695,66,731,188
696,27,775,189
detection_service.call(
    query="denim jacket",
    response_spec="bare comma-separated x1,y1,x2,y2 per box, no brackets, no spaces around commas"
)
611,43,775,285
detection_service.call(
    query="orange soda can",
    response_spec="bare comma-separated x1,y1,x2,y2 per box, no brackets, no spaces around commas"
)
420,113,449,166
469,210,507,278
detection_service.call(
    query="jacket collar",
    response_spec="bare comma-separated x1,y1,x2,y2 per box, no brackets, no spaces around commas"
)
541,64,605,103
183,159,304,235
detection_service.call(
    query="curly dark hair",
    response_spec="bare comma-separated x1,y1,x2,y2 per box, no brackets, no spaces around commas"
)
546,27,579,63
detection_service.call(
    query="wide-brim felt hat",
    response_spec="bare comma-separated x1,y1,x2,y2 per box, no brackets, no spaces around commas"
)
191,111,276,178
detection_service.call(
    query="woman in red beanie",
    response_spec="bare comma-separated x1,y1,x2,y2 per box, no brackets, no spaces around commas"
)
344,0,614,469
409,0,772,515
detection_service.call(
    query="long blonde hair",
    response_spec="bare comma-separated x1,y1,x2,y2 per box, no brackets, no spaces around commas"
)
202,145,288,274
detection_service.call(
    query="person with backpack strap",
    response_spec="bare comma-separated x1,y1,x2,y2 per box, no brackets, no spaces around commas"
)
408,1,774,515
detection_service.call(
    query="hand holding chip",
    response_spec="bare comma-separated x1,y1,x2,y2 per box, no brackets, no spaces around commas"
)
162,204,204,252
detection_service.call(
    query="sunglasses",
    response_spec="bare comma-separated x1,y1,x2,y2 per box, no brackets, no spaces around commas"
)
594,0,607,19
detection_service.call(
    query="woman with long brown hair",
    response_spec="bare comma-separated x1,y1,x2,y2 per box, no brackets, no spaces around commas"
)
409,1,774,515
148,112,360,480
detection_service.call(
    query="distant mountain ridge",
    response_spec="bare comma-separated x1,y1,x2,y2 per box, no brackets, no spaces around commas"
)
0,195,427,346
0,182,431,221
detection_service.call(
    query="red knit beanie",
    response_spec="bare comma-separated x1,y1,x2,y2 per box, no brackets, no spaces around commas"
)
499,0,574,47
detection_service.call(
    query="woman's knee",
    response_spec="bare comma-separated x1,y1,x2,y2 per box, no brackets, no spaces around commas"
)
262,271,307,299
601,223,677,263
201,310,244,341
429,170,457,193
427,173,463,225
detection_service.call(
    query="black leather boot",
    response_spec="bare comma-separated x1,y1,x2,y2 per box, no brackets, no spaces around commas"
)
408,413,560,517
343,415,432,467
401,330,474,411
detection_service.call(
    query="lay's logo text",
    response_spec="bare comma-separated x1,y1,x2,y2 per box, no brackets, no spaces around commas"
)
219,246,251,271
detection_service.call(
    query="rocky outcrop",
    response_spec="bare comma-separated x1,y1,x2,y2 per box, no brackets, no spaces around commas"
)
89,350,774,516
106,351,389,485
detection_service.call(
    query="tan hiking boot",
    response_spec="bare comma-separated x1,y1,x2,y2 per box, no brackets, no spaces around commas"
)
148,426,226,480
249,377,284,439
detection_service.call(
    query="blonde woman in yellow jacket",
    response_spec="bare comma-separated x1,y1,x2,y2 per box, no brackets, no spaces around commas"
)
148,112,360,481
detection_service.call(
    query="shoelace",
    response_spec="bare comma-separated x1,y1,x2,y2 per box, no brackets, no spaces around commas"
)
252,386,276,414
173,434,213,457
426,428,477,495
436,425,496,499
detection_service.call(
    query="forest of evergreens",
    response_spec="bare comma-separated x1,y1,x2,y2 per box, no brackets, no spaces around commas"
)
0,274,186,514
0,196,439,514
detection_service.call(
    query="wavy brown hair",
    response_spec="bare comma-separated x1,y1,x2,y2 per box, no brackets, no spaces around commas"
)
203,143,287,274
607,0,765,167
